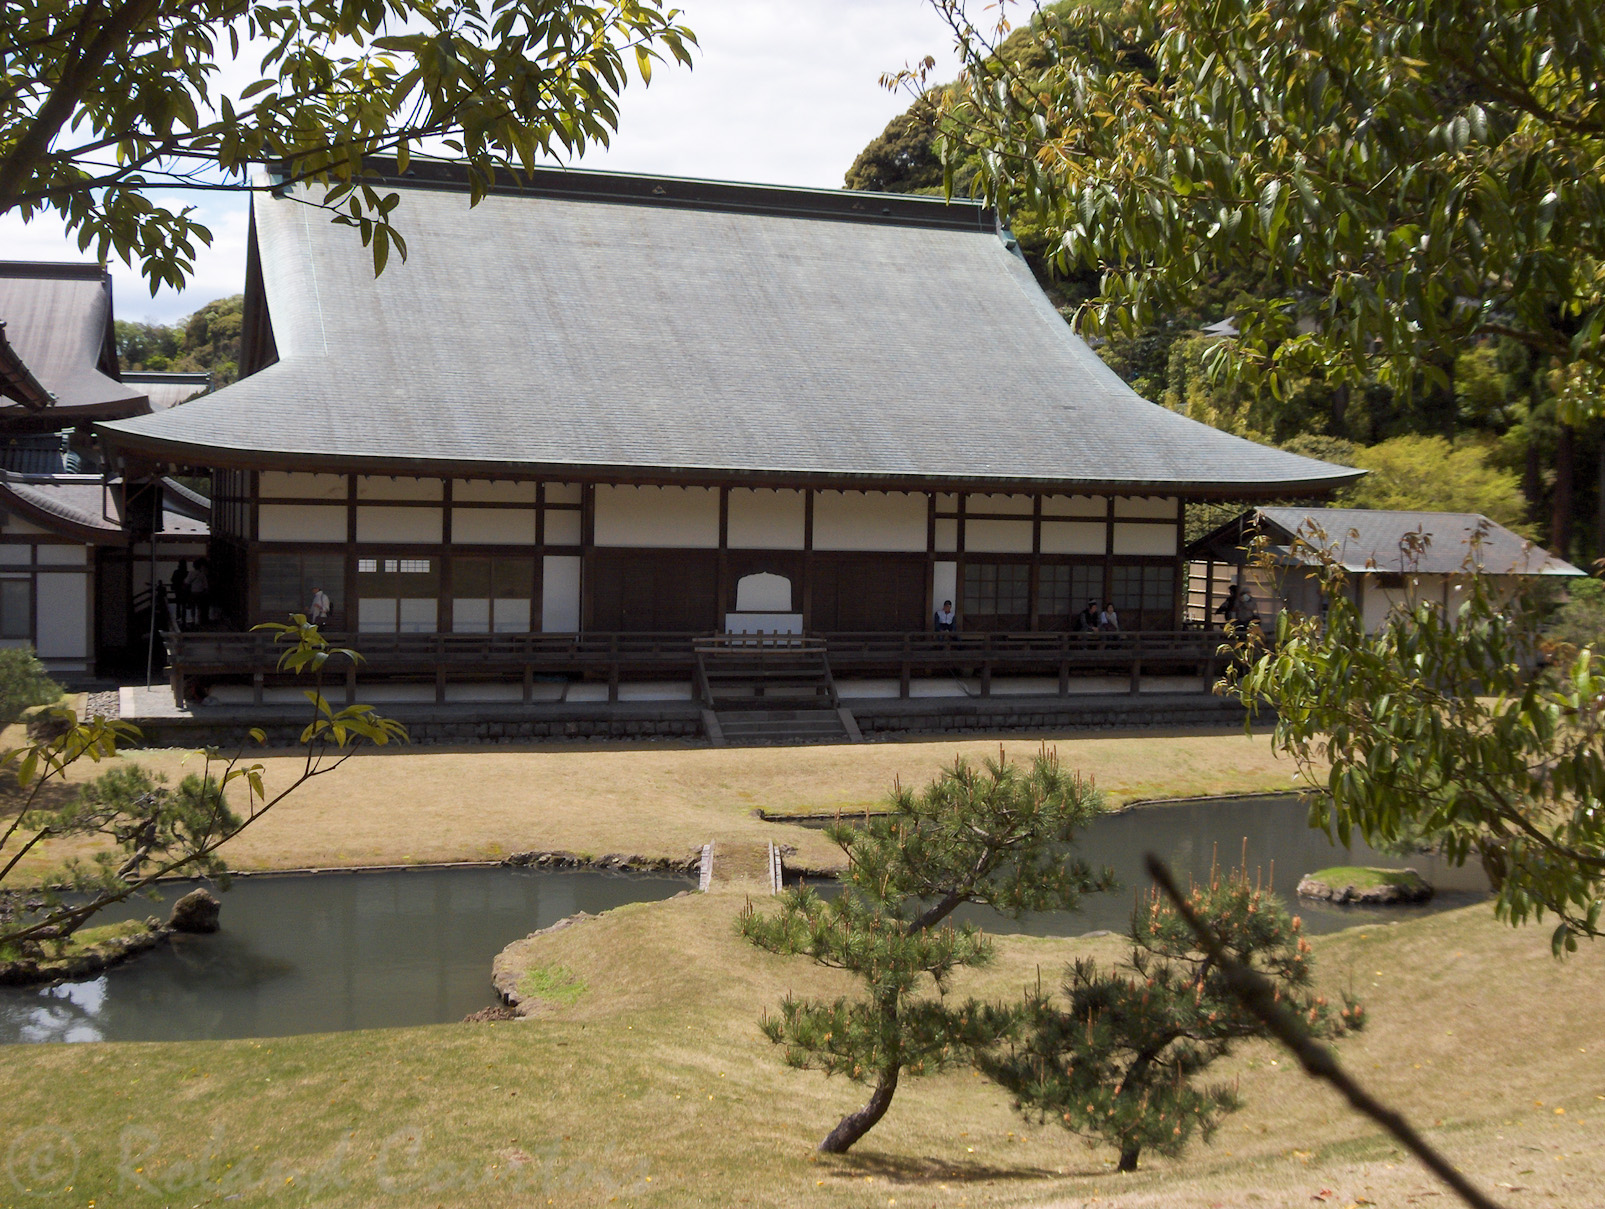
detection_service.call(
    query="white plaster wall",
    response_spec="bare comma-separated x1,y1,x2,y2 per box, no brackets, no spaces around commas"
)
358,599,397,632
494,598,531,633
965,519,1034,553
812,491,926,551
454,598,492,632
454,480,537,503
398,598,437,632
933,561,957,610
2,518,48,536
594,486,718,548
1042,495,1107,517
1041,521,1107,555
1112,522,1177,556
727,489,805,549
35,573,88,659
453,508,536,545
934,519,958,553
260,471,346,500
356,506,443,544
35,545,86,566
0,547,27,565
1114,495,1179,519
966,492,1033,515
544,511,582,546
542,555,581,631
260,504,346,543
357,476,443,501
546,483,582,504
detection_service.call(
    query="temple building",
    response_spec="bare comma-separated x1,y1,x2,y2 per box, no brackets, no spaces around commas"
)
97,161,1357,668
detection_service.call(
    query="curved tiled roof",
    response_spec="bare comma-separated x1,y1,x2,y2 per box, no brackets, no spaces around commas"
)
0,264,147,421
102,166,1359,495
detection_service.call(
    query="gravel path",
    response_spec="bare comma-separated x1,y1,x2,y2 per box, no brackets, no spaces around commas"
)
84,690,120,720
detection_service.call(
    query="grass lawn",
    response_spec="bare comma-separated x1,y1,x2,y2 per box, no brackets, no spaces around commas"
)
0,896,1600,1208
1,727,1306,879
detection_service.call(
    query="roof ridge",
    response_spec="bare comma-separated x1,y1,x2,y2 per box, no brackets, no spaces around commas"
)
290,157,997,233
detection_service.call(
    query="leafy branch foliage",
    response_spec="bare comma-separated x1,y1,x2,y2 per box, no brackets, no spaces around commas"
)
982,870,1360,1172
0,618,405,956
927,0,1605,421
0,0,697,289
1231,531,1605,952
741,748,1111,1153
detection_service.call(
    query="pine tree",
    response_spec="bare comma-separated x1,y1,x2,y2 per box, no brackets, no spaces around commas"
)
980,868,1362,1172
741,747,1111,1153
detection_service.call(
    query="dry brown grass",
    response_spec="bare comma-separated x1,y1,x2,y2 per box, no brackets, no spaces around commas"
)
1,894,1600,1208
2,727,1303,878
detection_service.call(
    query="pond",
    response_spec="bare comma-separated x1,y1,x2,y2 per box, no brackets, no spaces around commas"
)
0,795,1485,1045
0,867,692,1045
793,794,1489,939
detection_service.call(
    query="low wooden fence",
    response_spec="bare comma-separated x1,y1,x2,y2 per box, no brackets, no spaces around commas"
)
165,629,1235,708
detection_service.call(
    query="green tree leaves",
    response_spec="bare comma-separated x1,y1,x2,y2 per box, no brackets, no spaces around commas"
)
0,0,696,288
934,0,1605,417
1232,534,1605,953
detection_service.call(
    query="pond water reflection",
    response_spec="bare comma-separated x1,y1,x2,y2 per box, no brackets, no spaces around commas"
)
794,795,1488,938
0,867,692,1045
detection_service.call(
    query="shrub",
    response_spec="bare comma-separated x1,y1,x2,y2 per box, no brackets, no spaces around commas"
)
0,647,63,726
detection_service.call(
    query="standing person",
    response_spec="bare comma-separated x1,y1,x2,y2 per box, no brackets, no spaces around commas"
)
308,585,331,626
1098,600,1120,632
934,599,956,636
189,558,210,627
169,559,191,629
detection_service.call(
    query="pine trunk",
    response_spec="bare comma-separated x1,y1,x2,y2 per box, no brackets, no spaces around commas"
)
818,1067,900,1154
1118,1142,1142,1173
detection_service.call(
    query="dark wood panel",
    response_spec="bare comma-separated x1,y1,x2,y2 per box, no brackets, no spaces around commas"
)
809,554,926,631
590,549,719,632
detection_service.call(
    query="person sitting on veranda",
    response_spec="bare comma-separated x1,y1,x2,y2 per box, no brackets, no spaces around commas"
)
1072,599,1100,633
934,599,956,641
1215,583,1240,632
1098,601,1120,632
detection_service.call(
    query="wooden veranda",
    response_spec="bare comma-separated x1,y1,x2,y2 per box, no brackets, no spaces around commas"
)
164,629,1235,709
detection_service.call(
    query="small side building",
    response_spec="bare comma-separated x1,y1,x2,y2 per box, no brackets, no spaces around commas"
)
1186,506,1583,632
0,263,210,674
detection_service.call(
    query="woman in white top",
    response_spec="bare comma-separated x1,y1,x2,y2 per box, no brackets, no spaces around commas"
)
1098,601,1120,631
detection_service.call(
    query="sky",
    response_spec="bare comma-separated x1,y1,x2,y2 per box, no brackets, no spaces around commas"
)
0,0,963,326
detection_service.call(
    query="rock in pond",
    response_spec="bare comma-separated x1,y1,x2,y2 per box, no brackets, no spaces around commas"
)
168,887,222,933
1297,867,1433,905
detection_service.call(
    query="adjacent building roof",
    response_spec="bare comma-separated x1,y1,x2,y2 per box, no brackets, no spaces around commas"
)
99,162,1359,496
0,473,208,544
0,263,148,427
121,370,211,411
1189,506,1583,576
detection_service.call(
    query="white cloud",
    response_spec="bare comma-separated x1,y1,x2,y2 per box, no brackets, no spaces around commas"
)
1,0,960,324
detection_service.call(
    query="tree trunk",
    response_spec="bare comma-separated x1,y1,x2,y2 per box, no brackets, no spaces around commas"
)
1117,1141,1142,1173
818,1066,900,1154
1596,433,1605,567
1553,422,1575,557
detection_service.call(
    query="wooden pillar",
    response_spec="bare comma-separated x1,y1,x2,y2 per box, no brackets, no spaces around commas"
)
580,483,596,633
801,491,815,631
924,493,937,632
1028,494,1043,631
716,486,730,631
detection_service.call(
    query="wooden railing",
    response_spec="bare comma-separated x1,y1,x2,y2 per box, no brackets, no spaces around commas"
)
165,629,1235,708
